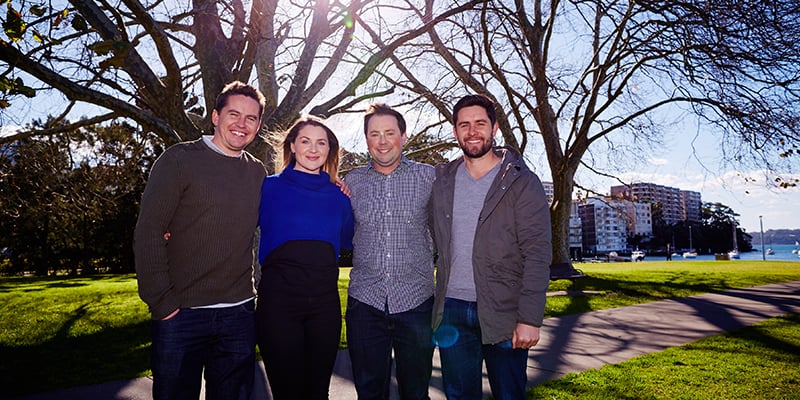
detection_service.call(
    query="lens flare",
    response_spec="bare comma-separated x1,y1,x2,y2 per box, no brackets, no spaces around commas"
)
433,324,459,348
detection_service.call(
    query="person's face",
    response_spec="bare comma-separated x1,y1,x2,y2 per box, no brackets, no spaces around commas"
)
366,114,406,174
291,124,330,174
211,94,261,156
454,105,498,159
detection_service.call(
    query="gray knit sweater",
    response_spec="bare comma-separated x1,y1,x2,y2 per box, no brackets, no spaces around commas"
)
133,139,265,319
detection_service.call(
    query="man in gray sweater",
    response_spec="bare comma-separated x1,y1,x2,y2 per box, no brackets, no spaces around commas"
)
431,94,552,400
134,81,266,400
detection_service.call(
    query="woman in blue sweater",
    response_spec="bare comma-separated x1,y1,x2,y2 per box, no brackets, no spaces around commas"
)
256,116,354,399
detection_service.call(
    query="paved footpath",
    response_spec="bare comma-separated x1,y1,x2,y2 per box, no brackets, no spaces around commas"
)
10,281,800,400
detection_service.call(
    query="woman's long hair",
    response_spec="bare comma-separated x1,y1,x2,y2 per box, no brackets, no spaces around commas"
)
276,116,340,182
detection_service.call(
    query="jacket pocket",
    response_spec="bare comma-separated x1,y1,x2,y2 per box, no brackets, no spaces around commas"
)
483,264,522,313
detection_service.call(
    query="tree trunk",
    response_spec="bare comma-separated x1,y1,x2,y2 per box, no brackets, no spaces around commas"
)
550,168,576,265
247,136,277,174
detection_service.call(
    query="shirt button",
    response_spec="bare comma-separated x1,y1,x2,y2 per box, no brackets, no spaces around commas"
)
386,253,391,258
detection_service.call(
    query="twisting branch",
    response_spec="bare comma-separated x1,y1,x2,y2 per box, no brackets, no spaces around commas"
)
0,113,119,145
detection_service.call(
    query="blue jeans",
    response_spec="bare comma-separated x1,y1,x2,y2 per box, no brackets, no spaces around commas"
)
150,300,256,400
435,298,528,400
346,296,434,400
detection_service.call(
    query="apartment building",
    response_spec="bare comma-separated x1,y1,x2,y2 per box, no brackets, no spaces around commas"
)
569,200,583,259
624,201,653,236
543,181,693,256
579,197,629,253
610,182,701,224
681,190,702,223
542,182,583,259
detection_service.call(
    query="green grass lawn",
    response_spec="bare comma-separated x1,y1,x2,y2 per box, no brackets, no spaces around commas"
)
0,274,151,395
1,261,798,396
545,260,800,316
528,313,800,399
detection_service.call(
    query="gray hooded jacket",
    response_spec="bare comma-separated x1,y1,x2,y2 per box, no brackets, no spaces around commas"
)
431,147,552,344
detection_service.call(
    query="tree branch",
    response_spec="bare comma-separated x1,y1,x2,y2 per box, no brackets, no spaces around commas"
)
0,113,118,145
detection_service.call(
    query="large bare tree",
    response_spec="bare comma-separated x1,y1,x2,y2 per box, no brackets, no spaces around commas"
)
387,0,800,268
3,1,799,268
0,0,479,170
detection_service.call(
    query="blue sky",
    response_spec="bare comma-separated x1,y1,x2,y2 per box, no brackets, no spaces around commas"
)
621,118,800,234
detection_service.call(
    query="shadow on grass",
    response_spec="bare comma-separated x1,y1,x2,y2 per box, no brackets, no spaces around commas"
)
0,275,150,396
551,273,800,322
0,320,150,396
545,274,737,321
0,274,135,293
552,273,744,302
585,274,729,297
713,313,800,359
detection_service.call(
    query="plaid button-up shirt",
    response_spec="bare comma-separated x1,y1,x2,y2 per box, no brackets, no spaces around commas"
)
344,157,436,313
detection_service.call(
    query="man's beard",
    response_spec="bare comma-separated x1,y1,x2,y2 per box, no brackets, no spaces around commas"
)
459,137,493,159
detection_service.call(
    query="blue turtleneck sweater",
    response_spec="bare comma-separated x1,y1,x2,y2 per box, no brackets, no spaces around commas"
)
258,166,354,265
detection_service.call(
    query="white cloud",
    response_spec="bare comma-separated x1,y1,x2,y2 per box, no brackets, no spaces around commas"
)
647,157,668,166
699,170,800,232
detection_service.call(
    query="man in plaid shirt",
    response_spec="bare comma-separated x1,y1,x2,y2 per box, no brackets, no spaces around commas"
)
344,103,436,400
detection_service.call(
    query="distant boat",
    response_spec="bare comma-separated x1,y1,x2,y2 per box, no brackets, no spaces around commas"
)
728,223,740,259
766,248,775,255
684,226,697,259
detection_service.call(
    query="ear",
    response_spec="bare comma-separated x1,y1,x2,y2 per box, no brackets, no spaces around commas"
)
211,109,219,127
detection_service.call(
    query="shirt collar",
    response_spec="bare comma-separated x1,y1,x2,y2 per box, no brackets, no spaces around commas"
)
367,156,410,175
202,135,243,158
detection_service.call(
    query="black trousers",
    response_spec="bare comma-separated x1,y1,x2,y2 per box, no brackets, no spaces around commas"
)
255,240,341,399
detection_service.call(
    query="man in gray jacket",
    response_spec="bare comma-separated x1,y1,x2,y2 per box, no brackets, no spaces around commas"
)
431,94,552,400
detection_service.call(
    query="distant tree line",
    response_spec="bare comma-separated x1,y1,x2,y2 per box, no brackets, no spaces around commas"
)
0,120,161,275
633,201,754,256
752,229,800,246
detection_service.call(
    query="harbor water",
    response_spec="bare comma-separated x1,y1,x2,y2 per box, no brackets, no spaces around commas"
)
648,243,800,262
